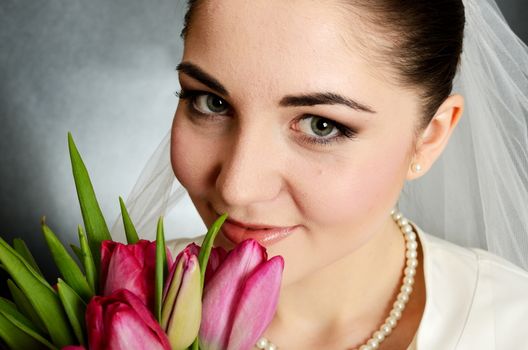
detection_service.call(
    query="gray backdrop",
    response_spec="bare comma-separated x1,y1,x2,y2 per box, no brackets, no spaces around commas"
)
1,1,527,279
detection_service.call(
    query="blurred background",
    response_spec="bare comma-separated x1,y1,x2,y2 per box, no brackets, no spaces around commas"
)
1,0,527,280
0,0,203,281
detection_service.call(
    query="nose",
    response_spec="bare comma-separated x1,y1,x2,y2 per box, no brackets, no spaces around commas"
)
214,124,283,208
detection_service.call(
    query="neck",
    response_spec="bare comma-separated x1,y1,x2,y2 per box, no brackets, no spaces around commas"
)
264,216,406,346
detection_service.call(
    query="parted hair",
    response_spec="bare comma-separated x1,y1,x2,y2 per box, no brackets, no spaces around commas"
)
179,0,465,132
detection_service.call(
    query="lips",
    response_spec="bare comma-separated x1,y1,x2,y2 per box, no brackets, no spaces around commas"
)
217,215,298,247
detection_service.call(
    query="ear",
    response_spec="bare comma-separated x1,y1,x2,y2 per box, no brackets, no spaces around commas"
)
407,94,464,180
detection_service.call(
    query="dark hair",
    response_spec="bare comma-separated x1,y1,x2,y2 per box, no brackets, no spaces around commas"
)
180,0,465,133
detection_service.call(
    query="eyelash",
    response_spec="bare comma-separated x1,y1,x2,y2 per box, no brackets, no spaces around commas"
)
175,89,230,119
174,88,358,145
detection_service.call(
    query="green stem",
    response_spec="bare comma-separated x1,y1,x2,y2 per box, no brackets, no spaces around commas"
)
191,338,200,350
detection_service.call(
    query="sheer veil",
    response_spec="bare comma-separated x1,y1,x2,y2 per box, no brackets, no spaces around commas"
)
399,0,528,269
110,0,528,269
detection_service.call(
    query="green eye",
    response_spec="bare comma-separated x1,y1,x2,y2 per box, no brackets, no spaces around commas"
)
198,95,228,114
295,115,358,146
297,116,339,138
310,117,336,137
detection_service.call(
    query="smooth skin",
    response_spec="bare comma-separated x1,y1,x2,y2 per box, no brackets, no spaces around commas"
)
170,0,463,348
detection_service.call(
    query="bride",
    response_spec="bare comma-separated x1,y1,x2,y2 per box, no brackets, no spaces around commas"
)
112,0,528,349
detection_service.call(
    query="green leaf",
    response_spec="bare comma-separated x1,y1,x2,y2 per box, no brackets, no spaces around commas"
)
68,132,112,268
41,224,93,301
0,238,75,347
0,239,53,292
0,297,57,349
78,226,97,294
197,213,228,289
13,238,44,276
56,279,87,345
70,244,83,263
155,216,168,322
0,312,48,350
119,196,139,244
7,279,47,334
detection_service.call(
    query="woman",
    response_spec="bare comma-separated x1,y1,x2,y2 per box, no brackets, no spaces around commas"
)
112,0,528,348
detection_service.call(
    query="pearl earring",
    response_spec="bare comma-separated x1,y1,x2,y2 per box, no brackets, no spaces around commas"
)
411,163,422,173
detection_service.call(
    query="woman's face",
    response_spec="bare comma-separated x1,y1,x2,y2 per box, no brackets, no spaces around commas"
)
171,0,421,285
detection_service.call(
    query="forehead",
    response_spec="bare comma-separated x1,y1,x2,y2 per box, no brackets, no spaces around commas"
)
182,0,407,110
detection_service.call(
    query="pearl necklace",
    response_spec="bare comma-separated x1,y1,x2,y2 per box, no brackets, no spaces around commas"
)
255,209,419,350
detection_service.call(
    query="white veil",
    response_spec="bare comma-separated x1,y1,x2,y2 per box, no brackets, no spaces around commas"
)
399,0,528,269
110,0,528,270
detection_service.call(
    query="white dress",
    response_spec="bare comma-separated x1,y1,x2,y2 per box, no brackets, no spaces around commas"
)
167,220,528,349
408,220,528,349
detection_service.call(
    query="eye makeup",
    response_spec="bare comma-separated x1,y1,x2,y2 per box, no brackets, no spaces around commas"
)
175,88,359,146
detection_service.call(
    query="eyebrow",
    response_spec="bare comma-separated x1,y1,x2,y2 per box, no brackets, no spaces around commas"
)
177,62,230,97
176,61,376,114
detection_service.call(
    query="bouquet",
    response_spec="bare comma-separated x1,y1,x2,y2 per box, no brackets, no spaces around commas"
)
0,134,284,350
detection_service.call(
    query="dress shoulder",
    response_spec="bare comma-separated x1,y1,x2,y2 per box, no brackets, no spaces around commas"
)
411,221,528,349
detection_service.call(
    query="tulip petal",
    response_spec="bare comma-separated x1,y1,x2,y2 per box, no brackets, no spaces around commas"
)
130,240,151,262
174,243,200,263
164,244,198,300
104,245,143,296
85,298,104,350
204,246,228,285
87,290,171,350
107,304,168,350
102,240,159,311
118,290,169,346
168,244,198,293
161,255,185,329
100,240,118,289
166,255,202,350
200,239,267,350
227,256,284,350
140,240,159,305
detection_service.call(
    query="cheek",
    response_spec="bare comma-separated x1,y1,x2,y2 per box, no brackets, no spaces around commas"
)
170,112,215,195
267,134,412,285
295,138,410,229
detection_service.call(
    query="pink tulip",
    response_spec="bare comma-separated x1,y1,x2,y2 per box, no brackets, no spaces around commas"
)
175,243,228,285
156,243,227,350
86,289,171,350
161,246,202,350
204,244,228,285
199,239,284,350
61,346,86,350
100,239,172,311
